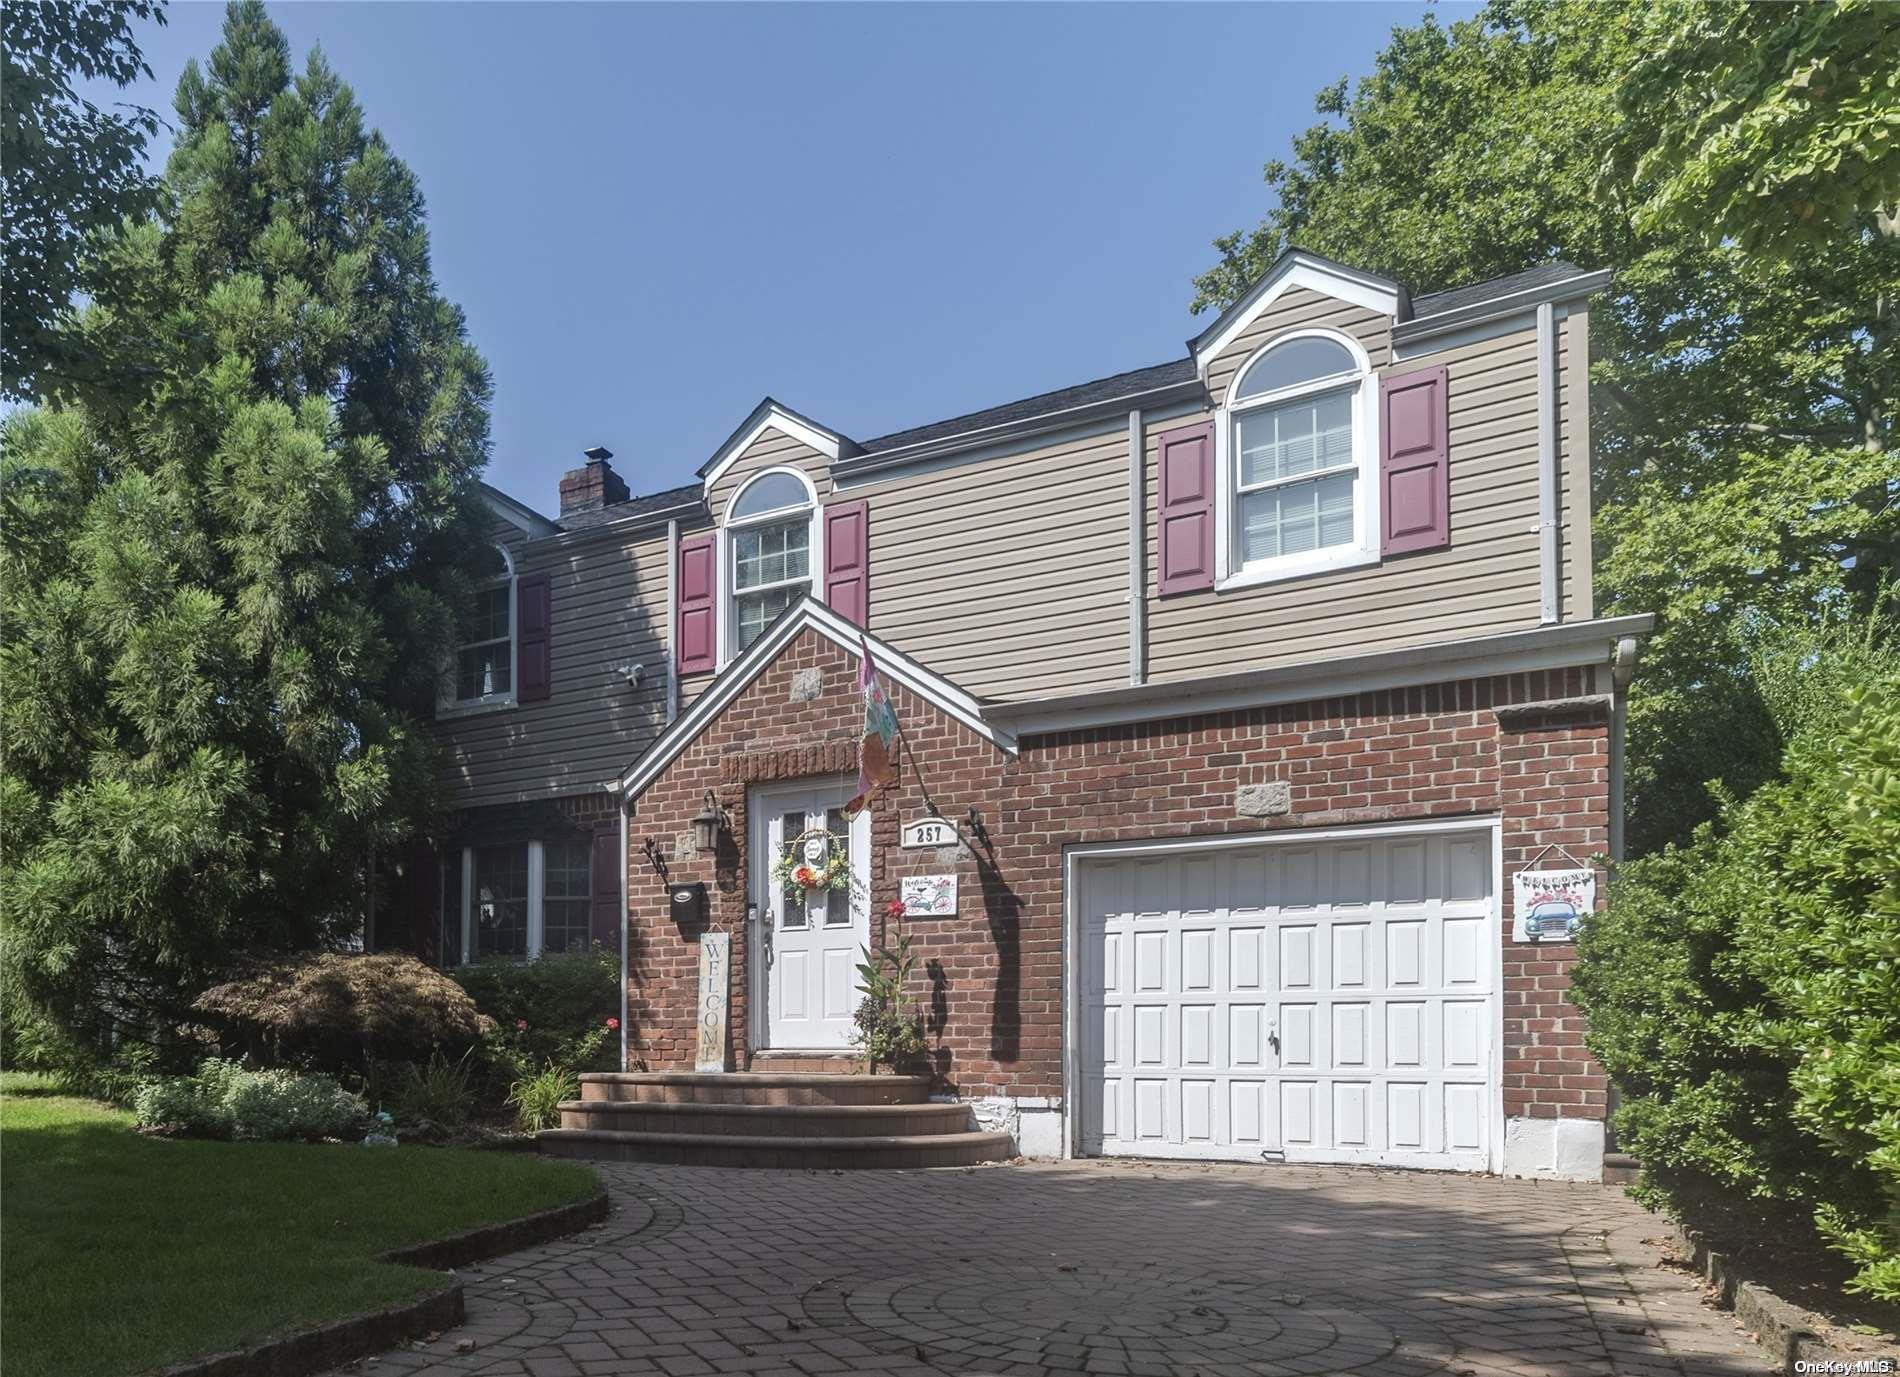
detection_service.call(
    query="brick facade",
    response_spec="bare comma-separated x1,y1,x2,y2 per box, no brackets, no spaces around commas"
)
626,628,1609,1124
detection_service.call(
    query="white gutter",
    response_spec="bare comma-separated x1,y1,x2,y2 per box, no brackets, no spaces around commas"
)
1536,301,1561,623
1127,408,1146,686
832,378,1202,478
1608,635,1641,862
987,614,1655,735
1391,268,1613,345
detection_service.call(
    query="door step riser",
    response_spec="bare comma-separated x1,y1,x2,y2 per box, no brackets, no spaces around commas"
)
537,1128,1014,1170
558,1103,973,1137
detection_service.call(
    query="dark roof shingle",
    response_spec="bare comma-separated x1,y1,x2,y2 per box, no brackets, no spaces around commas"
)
556,481,705,532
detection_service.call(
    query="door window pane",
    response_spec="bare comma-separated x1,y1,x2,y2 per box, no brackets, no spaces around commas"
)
779,811,811,928
822,808,852,926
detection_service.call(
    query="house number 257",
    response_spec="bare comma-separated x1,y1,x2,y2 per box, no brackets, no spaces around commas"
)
900,817,955,850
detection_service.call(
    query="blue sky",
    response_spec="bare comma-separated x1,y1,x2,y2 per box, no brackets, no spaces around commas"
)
113,1,1465,509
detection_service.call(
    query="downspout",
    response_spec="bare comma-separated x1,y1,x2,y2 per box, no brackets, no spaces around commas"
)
618,798,630,1070
1608,635,1640,862
665,518,680,723
1127,408,1147,685
1536,301,1561,623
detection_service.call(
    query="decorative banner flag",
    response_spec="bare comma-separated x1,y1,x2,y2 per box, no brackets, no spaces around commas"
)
846,636,900,815
1512,866,1596,943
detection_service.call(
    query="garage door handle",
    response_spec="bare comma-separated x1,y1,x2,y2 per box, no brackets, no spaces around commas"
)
1268,1020,1280,1054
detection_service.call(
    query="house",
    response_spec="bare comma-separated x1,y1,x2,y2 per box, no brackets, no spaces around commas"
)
410,249,1648,1179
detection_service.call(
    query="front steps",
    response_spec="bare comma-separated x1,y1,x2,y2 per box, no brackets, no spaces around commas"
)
538,1071,1017,1169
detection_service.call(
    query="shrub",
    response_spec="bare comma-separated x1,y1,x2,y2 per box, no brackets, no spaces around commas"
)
192,953,494,1074
450,950,619,1073
505,1062,578,1132
133,1059,366,1141
372,1050,478,1139
1574,659,1900,1299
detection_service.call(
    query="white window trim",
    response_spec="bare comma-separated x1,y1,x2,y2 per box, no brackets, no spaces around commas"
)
1213,327,1382,591
718,466,824,666
440,543,518,717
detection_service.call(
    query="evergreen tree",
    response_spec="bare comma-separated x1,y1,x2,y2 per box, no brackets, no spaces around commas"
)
1192,0,1899,855
0,0,492,1061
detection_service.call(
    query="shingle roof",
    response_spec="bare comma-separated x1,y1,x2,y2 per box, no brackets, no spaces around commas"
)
555,481,704,532
1408,260,1590,320
532,258,1608,523
856,356,1199,455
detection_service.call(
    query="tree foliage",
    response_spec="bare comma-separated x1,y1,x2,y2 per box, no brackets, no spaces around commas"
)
1572,623,1900,1299
0,0,492,1062
1,0,167,399
1621,0,1900,257
1192,0,1900,855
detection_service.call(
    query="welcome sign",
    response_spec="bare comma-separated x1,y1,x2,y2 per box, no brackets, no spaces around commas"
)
1512,867,1595,943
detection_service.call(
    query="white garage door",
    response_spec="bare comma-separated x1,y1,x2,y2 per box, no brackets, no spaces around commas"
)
1077,827,1496,1170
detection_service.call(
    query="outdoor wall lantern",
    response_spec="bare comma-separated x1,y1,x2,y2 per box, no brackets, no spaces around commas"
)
691,791,727,854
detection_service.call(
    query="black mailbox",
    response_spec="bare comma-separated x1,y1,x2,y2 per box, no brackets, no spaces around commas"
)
667,882,707,927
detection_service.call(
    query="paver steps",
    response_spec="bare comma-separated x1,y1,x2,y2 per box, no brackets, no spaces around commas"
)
538,1070,1016,1169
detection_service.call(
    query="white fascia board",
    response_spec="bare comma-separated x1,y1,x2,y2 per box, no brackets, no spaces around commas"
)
700,406,845,494
988,615,1655,736
478,484,560,539
1192,254,1402,375
615,600,1016,800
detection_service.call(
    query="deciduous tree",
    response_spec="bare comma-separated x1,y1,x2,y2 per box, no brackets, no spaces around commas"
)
1192,0,1899,854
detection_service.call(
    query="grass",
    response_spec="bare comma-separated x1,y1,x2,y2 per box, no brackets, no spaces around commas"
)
0,1072,597,1377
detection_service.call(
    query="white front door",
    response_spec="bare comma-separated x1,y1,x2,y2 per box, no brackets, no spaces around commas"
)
1078,826,1497,1170
751,781,870,1050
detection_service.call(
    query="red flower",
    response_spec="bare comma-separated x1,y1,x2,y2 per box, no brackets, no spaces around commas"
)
605,1017,620,1031
514,1018,528,1032
885,899,907,918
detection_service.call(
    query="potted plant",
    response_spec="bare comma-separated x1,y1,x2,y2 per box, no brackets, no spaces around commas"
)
851,926,927,1073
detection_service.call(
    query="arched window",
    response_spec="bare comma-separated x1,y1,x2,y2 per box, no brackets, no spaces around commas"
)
726,469,817,652
1226,331,1374,578
455,543,515,703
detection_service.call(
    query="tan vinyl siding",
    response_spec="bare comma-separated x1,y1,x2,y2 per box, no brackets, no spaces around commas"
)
435,527,672,806
707,427,832,519
1203,286,1391,402
1558,308,1594,619
1145,313,1549,685
850,424,1131,698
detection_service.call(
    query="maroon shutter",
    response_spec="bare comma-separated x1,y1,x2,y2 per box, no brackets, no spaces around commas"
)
822,499,869,627
676,533,717,675
589,826,620,949
1381,365,1451,555
1156,421,1215,595
516,573,551,701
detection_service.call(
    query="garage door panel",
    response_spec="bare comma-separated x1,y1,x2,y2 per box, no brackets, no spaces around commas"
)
1082,829,1496,1170
1332,921,1371,987
1280,925,1317,988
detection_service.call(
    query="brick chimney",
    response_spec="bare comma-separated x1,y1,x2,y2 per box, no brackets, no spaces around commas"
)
558,445,630,517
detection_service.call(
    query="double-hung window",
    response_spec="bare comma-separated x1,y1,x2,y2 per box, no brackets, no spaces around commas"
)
473,844,528,958
454,544,515,704
541,840,593,954
1223,333,1377,585
726,470,816,653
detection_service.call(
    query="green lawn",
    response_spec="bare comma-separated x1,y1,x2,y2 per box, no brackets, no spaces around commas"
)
0,1074,597,1377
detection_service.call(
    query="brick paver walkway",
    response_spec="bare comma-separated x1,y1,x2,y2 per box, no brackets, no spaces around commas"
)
342,1160,1772,1377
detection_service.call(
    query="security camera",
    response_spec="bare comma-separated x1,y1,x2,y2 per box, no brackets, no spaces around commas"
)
622,663,645,689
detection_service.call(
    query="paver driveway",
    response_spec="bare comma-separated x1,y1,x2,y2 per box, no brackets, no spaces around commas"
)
345,1160,1773,1377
